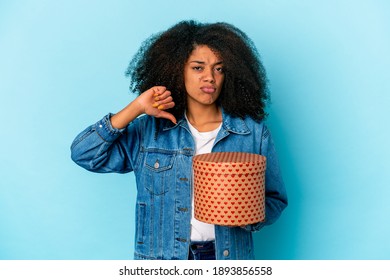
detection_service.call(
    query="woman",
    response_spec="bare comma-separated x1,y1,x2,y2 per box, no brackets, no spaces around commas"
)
71,20,287,260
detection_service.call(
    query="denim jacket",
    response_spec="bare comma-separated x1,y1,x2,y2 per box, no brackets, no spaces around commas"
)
71,110,287,260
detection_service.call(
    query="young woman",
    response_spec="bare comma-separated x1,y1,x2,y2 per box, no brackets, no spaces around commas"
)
71,20,287,260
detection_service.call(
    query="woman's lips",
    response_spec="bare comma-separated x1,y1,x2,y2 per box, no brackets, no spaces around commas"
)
200,87,216,93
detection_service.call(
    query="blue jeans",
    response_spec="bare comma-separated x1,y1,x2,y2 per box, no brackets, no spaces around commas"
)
188,241,216,260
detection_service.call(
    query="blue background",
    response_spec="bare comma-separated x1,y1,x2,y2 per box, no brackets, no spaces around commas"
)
1,0,389,259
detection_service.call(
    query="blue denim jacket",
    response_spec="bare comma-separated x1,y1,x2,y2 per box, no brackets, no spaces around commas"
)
71,110,287,260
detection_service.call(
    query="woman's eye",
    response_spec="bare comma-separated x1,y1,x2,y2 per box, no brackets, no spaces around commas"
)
215,67,224,73
193,66,203,71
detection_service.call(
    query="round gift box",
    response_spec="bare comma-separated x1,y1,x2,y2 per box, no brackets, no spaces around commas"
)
193,152,266,226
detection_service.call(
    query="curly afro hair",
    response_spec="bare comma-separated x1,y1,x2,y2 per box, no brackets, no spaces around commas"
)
126,20,269,122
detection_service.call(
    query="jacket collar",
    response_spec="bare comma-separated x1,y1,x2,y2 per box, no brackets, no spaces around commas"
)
162,108,250,135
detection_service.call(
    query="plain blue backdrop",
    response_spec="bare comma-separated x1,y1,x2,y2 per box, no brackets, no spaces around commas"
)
1,0,389,259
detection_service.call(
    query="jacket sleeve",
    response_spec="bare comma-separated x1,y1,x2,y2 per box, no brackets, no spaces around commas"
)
70,113,141,174
243,124,288,232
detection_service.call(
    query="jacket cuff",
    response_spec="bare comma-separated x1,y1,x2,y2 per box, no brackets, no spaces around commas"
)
95,113,125,142
241,220,266,232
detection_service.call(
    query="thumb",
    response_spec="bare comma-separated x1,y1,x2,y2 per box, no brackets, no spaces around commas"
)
157,111,177,125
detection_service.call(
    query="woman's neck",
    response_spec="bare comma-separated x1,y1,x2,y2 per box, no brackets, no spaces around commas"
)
186,104,222,132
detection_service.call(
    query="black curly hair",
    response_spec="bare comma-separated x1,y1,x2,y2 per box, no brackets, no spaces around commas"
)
126,20,269,122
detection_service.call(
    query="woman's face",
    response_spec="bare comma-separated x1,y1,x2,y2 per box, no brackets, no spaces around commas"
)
184,45,225,108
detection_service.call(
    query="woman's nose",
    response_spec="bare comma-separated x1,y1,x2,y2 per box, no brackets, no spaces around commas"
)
202,67,215,83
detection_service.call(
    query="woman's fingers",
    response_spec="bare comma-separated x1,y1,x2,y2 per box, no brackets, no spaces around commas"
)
152,89,173,107
156,101,175,110
141,86,176,124
152,96,173,108
153,88,171,100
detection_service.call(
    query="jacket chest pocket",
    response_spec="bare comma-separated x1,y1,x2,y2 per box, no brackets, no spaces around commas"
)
143,151,176,195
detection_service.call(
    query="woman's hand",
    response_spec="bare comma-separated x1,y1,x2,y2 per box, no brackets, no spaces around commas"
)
136,86,176,124
110,86,176,129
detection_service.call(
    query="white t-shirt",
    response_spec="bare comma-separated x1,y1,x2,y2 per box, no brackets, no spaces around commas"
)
186,117,222,241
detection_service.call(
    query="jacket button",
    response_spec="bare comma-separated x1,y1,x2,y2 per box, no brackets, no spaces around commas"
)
223,250,229,257
154,161,159,169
